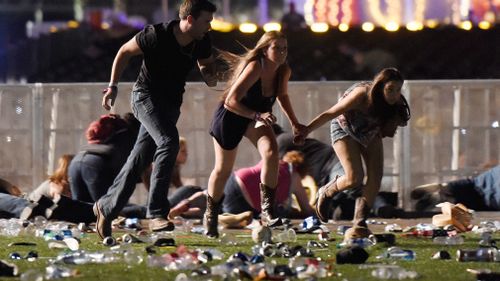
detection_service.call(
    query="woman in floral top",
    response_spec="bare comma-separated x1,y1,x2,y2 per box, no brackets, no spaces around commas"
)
298,68,410,240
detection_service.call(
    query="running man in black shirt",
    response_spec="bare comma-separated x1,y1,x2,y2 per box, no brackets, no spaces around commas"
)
94,0,218,239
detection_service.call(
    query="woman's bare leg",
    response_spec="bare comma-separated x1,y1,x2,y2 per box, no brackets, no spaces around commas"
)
332,137,365,192
245,125,279,188
361,137,384,206
205,138,238,237
207,139,238,202
245,124,280,225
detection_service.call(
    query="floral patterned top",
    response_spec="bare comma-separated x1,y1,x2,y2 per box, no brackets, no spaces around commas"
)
336,81,382,147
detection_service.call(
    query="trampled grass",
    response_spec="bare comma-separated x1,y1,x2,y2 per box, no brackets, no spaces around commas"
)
0,224,499,281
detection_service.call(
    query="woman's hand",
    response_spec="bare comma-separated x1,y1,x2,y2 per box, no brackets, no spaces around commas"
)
293,125,310,145
255,112,277,126
292,123,307,145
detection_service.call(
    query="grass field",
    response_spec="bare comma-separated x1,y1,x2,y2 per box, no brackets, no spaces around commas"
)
0,216,499,281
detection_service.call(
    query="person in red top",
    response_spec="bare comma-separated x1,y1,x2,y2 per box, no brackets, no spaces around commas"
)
222,150,314,219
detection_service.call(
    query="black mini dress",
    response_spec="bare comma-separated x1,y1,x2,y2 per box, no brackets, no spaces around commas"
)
209,77,277,150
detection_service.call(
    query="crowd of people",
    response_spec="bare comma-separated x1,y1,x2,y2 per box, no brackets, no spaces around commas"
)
1,0,498,243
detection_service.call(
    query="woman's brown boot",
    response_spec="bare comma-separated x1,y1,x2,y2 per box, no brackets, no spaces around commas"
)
314,176,340,223
259,183,282,227
344,197,372,241
203,195,222,238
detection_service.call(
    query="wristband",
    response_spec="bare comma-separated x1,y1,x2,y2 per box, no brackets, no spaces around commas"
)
254,112,261,121
108,82,118,87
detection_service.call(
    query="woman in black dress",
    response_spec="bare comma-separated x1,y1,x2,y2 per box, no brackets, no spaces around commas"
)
205,31,304,237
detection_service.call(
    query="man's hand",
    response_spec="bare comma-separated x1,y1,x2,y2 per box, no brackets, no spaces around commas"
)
102,86,118,111
200,65,218,87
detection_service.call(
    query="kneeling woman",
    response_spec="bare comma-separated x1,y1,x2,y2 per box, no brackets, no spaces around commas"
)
223,151,314,219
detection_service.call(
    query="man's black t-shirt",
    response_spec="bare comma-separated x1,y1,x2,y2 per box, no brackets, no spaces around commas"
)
134,20,212,107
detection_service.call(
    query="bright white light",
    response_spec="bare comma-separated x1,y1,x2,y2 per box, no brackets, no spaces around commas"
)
338,23,349,32
459,21,472,30
492,121,499,128
15,106,23,114
406,21,423,31
460,129,467,135
6,136,12,142
361,22,375,32
478,21,491,30
263,22,281,32
310,22,329,33
239,23,258,33
384,21,399,32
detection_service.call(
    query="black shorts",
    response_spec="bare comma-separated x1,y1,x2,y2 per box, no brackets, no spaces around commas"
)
209,103,252,150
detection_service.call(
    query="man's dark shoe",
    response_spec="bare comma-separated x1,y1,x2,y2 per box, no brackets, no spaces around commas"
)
93,202,111,239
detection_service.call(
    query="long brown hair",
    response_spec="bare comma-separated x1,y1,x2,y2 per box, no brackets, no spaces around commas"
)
219,31,289,100
367,67,404,121
282,150,308,178
48,154,74,189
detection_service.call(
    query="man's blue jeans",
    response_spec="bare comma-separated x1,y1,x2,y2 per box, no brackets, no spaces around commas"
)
98,91,180,219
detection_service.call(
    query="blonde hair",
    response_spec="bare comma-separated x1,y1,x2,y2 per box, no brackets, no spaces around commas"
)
48,154,74,189
219,31,289,100
179,136,187,148
282,150,308,177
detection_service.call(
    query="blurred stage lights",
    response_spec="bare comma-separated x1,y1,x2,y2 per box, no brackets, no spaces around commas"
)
67,20,79,29
478,21,491,30
210,18,234,32
338,23,349,32
263,22,281,32
361,22,375,32
101,22,110,30
384,21,399,32
425,19,439,29
459,21,472,30
310,22,329,33
406,21,423,31
239,23,257,33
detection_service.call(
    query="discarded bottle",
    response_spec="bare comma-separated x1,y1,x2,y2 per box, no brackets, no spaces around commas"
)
371,265,418,279
432,250,451,260
370,233,396,245
123,249,144,265
338,238,375,248
384,224,402,233
45,265,78,279
479,232,496,248
433,236,464,245
467,269,500,281
379,247,416,260
457,248,500,262
274,228,297,243
337,225,351,235
302,216,321,231
20,269,43,281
